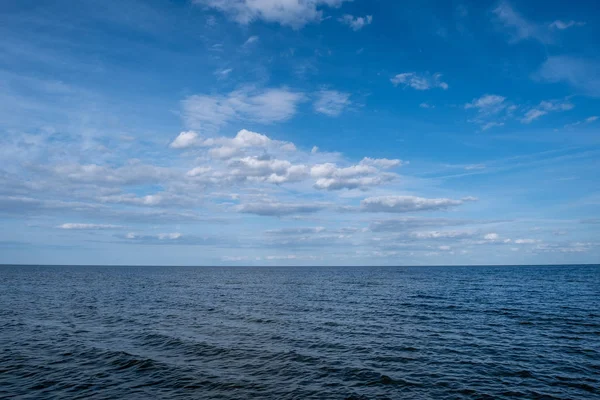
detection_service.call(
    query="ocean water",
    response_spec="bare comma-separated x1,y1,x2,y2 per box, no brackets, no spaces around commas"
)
0,265,599,399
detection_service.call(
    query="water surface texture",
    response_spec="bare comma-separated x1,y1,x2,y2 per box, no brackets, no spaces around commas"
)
1,265,599,399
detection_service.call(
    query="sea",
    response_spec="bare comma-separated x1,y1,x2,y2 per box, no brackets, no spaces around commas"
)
0,265,598,399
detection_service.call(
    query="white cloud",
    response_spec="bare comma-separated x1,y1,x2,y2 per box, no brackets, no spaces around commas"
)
521,100,573,124
226,156,308,184
419,103,434,109
193,0,350,28
549,20,585,30
586,116,598,123
465,94,510,130
310,160,398,191
214,68,233,79
313,90,351,116
170,131,201,149
361,195,476,213
182,87,305,131
186,166,212,177
391,72,448,90
537,56,600,97
339,14,372,31
515,238,538,244
171,128,295,158
484,233,499,240
493,1,550,43
481,122,504,131
465,94,506,111
411,230,474,239
244,35,259,45
521,109,547,124
360,157,404,169
58,223,124,230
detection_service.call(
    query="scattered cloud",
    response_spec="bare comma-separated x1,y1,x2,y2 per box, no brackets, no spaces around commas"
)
419,103,434,109
339,14,372,31
391,72,448,90
521,100,574,124
313,90,351,116
465,94,511,130
193,0,350,29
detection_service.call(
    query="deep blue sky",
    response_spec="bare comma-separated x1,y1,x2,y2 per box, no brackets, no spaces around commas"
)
1,0,599,265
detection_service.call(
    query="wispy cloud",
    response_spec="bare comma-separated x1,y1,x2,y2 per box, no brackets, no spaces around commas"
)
537,56,600,97
465,94,512,130
313,90,351,116
549,20,585,30
182,87,306,131
193,0,350,29
58,223,124,230
521,100,574,124
339,14,372,31
391,72,449,90
493,1,551,43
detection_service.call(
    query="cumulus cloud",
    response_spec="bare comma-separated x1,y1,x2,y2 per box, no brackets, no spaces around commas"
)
226,156,308,184
182,87,305,131
170,131,201,149
391,72,448,90
339,14,372,31
484,233,499,241
313,90,351,116
310,159,399,191
171,128,295,158
361,196,476,213
193,0,350,28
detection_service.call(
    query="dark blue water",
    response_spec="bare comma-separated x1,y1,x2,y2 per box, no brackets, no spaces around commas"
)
1,265,599,399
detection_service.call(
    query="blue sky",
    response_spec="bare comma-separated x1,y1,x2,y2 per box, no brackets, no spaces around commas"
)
1,0,599,266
